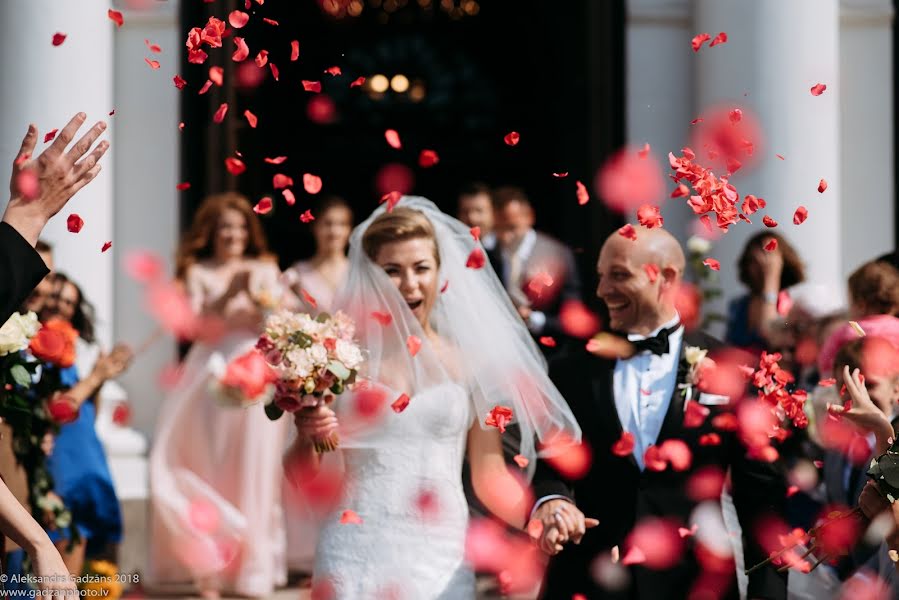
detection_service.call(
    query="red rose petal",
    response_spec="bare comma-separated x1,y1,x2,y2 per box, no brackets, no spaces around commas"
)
228,10,250,28
255,50,269,68
173,75,187,89
391,393,410,413
380,191,402,212
213,103,229,123
552,172,569,178
43,129,58,144
818,178,828,193
683,401,710,428
101,241,113,253
108,10,124,27
282,189,296,206
504,131,520,146
176,182,191,191
636,204,663,229
302,80,322,93
273,174,294,189
702,258,720,271
198,80,213,95
406,335,422,357
253,196,273,215
691,32,711,52
324,66,342,76
810,83,827,96
637,143,650,158
145,58,161,70
350,76,365,88
299,210,314,223
14,170,38,200
764,238,778,252
469,227,481,241
762,215,778,228
208,66,223,86
598,147,665,213
575,180,589,205
371,311,392,326
513,454,530,469
52,33,67,46
819,378,837,387
244,109,258,128
263,17,279,26
612,431,635,457
617,224,637,241
269,63,279,81
265,156,288,164
145,39,162,53
418,149,439,168
301,289,317,308
643,263,660,283
178,122,185,132
67,214,84,233
290,40,300,61
465,247,486,269
232,37,249,62
776,154,785,160
339,509,362,525
303,173,323,194
793,206,808,225
699,433,721,446
384,129,402,149
709,32,728,47
224,157,246,175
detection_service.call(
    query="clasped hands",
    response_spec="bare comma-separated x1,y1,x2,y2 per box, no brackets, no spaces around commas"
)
529,498,599,555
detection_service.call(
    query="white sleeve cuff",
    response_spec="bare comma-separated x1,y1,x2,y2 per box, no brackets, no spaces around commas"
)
530,494,573,520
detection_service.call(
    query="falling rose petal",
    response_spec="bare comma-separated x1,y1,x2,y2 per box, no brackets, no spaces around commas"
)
659,439,692,471
418,149,439,168
618,224,637,241
188,49,208,64
339,509,363,525
504,131,520,146
244,109,258,128
611,431,635,457
406,335,422,357
209,66,224,86
627,518,685,570
793,206,808,225
262,17,279,26
52,33,67,46
371,311,392,326
763,237,778,252
213,103,229,123
350,76,365,88
544,434,592,480
469,226,481,241
324,66,342,76
255,50,269,68
264,156,288,165
776,153,785,160
228,10,250,28
819,378,837,387
273,174,294,189
173,75,187,89
702,258,720,271
597,147,665,213
301,289,318,309
762,215,778,228
253,196,273,215
465,247,486,269
108,9,124,27
699,433,721,446
198,80,213,95
810,83,827,96
290,40,300,61
642,263,660,283
302,80,322,93
636,143,650,159
282,189,296,206
818,178,828,193
384,129,402,149
14,170,39,200
269,62,279,81
552,172,569,178
232,37,249,62
66,214,84,233
123,250,164,283
176,182,191,191
575,180,589,205
43,129,59,143
539,336,556,348
729,108,743,124
224,157,246,175
558,300,600,339
108,109,115,116
621,546,646,566
300,210,314,223
145,39,162,53
485,406,514,434
380,191,402,212
303,173,323,194
636,204,663,229
145,58,161,70
391,393,410,413
709,31,728,47
440,280,449,293
691,32,711,52
690,117,704,125
683,401,710,428
513,454,529,469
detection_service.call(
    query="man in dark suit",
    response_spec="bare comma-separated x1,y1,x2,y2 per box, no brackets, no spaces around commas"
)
531,226,788,600
492,186,582,352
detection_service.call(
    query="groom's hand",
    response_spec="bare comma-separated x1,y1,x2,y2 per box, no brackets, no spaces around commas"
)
532,499,598,554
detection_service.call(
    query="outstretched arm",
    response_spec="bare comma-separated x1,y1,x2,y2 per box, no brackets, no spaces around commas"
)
467,423,530,529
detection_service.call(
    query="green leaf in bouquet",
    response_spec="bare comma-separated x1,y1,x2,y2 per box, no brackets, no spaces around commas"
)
315,312,332,323
264,403,284,421
330,380,345,395
290,331,313,349
10,364,32,388
326,360,350,381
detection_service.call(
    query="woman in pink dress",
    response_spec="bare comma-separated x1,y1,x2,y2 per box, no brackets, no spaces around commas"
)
279,196,353,576
148,192,288,598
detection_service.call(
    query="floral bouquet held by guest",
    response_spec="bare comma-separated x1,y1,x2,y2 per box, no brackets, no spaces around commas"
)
256,309,363,452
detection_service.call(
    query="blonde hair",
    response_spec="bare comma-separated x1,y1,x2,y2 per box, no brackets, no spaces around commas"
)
362,207,440,265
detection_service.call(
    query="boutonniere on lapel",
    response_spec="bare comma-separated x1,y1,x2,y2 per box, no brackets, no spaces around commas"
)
678,345,713,404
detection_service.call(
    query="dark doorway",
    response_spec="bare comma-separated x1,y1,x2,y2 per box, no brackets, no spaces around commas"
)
179,0,625,295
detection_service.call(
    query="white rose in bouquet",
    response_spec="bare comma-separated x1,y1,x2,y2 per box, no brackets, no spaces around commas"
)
0,311,39,356
686,235,712,255
335,338,363,370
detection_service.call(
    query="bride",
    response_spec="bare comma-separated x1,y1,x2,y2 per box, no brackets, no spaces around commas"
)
283,196,582,598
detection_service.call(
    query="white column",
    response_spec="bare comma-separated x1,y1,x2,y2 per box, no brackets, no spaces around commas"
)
693,0,842,319
626,0,695,245
0,0,115,347
839,0,895,276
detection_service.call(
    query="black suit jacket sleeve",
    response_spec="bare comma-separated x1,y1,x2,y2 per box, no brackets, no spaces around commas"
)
0,222,48,323
730,437,789,599
531,356,577,503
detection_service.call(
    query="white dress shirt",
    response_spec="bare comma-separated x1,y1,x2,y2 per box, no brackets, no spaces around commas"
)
614,314,684,470
500,229,546,332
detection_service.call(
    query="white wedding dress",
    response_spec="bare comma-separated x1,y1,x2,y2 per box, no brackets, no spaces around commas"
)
313,382,476,599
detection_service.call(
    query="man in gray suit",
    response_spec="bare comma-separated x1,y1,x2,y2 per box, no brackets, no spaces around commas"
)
492,186,582,350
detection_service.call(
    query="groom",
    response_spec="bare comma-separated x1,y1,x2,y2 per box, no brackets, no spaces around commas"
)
531,226,788,600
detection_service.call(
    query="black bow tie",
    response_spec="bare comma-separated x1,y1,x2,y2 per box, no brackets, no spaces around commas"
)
630,324,679,356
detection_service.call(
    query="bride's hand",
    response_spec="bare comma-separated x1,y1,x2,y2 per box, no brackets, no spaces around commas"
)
293,404,338,444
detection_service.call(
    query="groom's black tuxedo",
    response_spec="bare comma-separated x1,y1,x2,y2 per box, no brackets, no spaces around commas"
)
533,330,788,600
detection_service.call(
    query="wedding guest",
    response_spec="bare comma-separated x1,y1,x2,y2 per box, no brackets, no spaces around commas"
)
282,196,353,312
279,196,352,578
149,192,288,599
456,183,503,280
22,241,55,315
726,232,806,352
532,225,788,600
492,186,582,348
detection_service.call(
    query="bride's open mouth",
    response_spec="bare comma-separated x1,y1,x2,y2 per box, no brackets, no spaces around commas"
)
405,299,423,311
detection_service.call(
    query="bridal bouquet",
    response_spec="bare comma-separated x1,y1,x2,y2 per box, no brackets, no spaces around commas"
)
256,310,363,452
